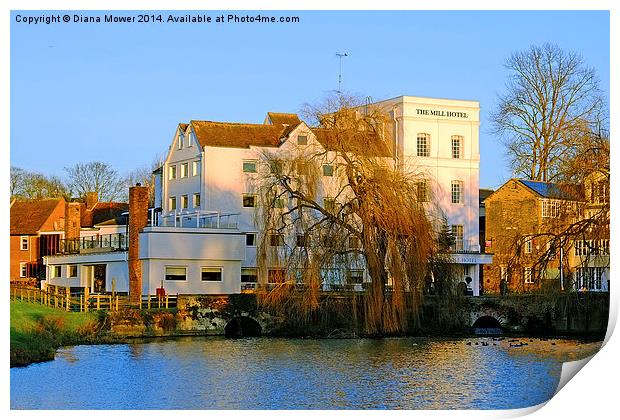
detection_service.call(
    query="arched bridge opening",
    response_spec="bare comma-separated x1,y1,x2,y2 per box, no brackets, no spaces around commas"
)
472,315,503,336
224,316,262,338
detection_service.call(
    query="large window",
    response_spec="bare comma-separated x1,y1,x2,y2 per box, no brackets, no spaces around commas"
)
180,163,189,178
168,165,177,180
451,135,463,159
417,133,430,157
192,161,200,177
541,200,561,218
165,266,187,281
243,160,257,173
451,225,464,251
20,236,28,251
575,239,610,256
576,267,606,291
451,181,463,204
68,265,78,278
201,267,222,282
416,180,429,202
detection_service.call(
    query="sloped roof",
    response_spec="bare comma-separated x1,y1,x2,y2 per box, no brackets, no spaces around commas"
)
267,112,301,126
311,128,392,157
10,198,64,235
190,120,290,149
82,202,129,227
518,180,583,201
479,188,494,206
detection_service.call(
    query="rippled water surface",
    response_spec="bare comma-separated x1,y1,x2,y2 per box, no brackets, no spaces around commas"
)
10,337,600,409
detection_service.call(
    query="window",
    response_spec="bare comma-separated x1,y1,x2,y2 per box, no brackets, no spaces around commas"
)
246,233,257,246
201,267,222,282
451,180,463,204
243,194,257,208
297,135,308,145
416,180,429,202
591,181,609,204
192,161,200,176
241,268,258,283
269,234,284,247
322,164,334,177
576,267,605,290
324,198,335,212
187,133,193,147
181,195,189,209
541,200,561,218
524,267,533,284
20,236,28,251
180,162,189,178
296,234,307,248
451,225,464,251
20,262,27,278
68,265,77,278
165,266,187,281
193,193,201,208
347,269,364,284
177,133,184,149
451,135,463,159
51,265,61,278
243,160,257,173
525,238,532,254
575,239,610,257
168,165,177,180
169,197,177,211
417,133,430,157
268,269,286,283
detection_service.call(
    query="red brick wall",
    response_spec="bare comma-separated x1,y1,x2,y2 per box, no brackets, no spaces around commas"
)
128,186,149,303
10,235,38,282
64,202,81,239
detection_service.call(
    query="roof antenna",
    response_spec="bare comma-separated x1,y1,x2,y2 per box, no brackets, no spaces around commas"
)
336,52,348,93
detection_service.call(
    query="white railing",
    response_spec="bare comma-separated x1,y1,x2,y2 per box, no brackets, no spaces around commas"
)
155,210,239,229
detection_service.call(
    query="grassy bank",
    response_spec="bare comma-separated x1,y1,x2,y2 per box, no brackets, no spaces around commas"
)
10,301,103,367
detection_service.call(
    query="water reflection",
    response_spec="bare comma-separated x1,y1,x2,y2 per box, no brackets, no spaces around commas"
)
10,337,600,410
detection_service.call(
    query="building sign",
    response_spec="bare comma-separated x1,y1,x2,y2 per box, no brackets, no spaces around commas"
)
416,108,468,119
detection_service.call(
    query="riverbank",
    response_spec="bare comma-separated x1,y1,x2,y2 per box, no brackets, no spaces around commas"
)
10,301,108,367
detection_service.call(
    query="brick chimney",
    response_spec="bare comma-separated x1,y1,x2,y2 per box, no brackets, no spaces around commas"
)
64,202,81,240
128,185,149,304
85,191,98,209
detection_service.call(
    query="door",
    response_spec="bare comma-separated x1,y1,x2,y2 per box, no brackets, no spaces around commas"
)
93,264,106,293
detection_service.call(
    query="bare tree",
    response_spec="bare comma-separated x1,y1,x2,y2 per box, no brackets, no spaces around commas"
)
65,161,125,202
492,43,605,182
125,154,166,206
11,166,69,200
254,93,454,335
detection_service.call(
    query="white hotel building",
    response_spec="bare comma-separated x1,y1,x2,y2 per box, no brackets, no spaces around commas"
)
44,96,491,296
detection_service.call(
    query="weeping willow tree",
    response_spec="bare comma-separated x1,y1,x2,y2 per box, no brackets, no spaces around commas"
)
253,94,454,335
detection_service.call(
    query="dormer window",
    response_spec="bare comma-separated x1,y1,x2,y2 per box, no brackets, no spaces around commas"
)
178,133,184,149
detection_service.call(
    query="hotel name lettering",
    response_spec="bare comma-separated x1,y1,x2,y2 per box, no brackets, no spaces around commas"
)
416,109,468,119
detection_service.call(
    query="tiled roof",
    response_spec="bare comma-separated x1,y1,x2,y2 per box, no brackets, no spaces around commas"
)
518,180,582,201
190,121,290,149
10,198,64,235
311,128,392,157
267,112,301,126
82,202,129,227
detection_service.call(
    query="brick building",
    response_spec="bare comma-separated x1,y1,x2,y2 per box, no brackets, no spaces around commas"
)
483,179,583,294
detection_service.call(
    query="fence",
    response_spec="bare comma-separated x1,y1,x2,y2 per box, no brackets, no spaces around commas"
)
9,285,177,312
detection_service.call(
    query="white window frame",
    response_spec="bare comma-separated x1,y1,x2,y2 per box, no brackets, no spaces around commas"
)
451,180,463,204
246,233,257,247
168,165,177,180
68,265,78,278
51,265,61,278
180,162,189,178
192,160,200,177
201,267,223,282
20,262,27,278
541,200,561,218
181,195,189,210
165,266,187,282
524,267,533,284
525,238,532,254
451,225,464,251
451,135,463,159
193,193,201,208
177,133,184,150
417,133,430,157
20,236,29,251
241,268,258,283
416,179,428,202
169,196,177,211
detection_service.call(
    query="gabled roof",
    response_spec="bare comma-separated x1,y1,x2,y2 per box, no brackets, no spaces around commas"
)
311,128,392,157
189,120,291,149
266,112,301,126
518,180,582,201
10,198,64,235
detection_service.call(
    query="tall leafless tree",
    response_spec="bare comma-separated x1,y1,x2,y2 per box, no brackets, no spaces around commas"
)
492,43,605,182
65,161,125,202
10,166,69,200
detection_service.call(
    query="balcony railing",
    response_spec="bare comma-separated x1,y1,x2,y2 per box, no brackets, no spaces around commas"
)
60,233,128,255
451,240,481,254
155,210,239,229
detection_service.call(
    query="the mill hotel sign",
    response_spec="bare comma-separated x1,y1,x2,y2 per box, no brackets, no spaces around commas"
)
416,108,469,119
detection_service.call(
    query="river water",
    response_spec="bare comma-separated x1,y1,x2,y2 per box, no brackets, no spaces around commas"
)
10,336,600,410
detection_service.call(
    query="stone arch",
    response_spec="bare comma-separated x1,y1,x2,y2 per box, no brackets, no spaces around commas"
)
224,316,262,338
472,315,502,329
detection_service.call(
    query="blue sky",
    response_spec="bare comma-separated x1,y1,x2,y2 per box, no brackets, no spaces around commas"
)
10,10,610,189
